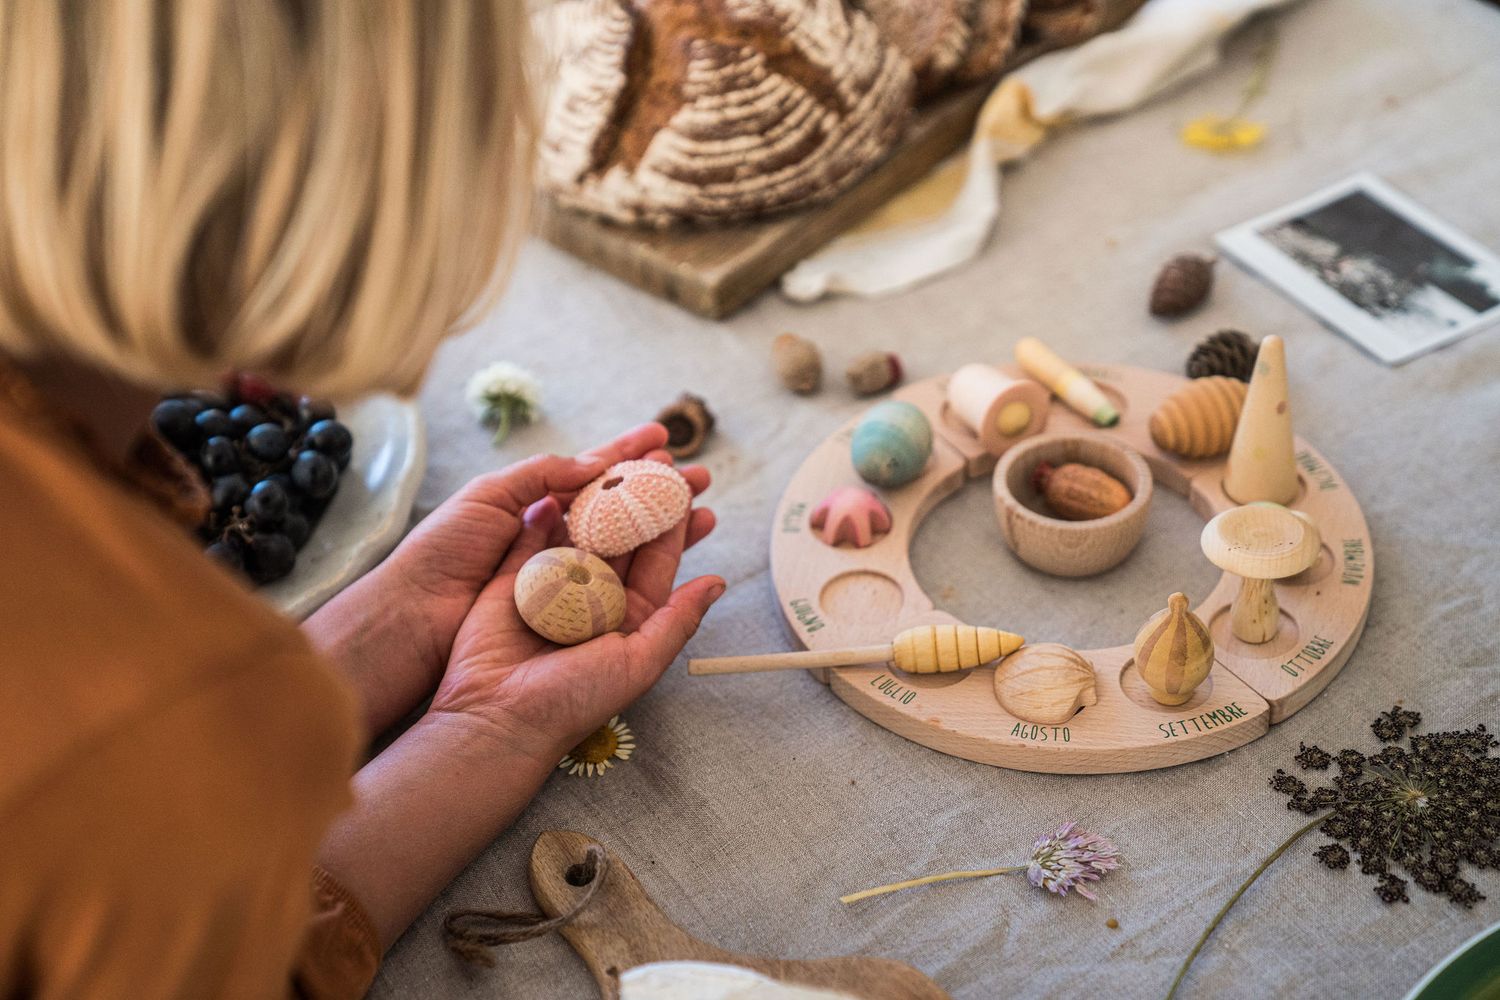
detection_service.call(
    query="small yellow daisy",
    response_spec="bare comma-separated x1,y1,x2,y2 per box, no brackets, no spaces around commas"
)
559,716,635,777
1180,115,1267,154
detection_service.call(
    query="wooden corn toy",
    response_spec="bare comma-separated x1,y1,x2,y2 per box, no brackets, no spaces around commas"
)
688,624,1024,677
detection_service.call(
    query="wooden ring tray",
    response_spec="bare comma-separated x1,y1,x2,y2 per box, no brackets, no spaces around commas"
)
769,364,1374,774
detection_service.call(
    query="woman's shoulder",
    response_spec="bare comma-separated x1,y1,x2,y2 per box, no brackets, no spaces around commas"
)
0,411,359,820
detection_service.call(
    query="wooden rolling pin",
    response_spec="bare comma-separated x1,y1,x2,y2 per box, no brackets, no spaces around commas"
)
689,624,1024,676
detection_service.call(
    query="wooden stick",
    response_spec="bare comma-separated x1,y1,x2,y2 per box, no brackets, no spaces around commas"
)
689,624,1024,676
688,644,893,676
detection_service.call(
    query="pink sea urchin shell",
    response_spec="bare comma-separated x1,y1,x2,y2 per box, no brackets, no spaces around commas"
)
567,459,692,558
809,486,892,548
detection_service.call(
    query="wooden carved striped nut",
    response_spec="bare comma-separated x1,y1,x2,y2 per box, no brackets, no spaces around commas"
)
567,459,692,558
514,547,626,646
891,624,1023,674
1132,592,1213,706
992,643,1097,725
1149,376,1248,459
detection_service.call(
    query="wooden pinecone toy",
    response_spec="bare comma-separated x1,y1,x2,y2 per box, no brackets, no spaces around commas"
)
1186,330,1259,382
1149,252,1215,317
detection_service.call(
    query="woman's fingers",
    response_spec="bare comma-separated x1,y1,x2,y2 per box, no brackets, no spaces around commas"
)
684,507,716,551
464,453,607,519
622,575,726,685
497,497,562,575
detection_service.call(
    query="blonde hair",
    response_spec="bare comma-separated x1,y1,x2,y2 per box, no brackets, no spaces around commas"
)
0,0,532,398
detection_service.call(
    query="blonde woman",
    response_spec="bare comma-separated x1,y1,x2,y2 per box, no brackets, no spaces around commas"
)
0,3,723,996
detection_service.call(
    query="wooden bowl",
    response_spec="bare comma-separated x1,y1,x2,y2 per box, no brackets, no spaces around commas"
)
993,434,1153,577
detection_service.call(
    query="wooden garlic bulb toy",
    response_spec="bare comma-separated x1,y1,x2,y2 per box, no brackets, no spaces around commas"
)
515,547,627,645
568,459,692,558
1132,593,1214,706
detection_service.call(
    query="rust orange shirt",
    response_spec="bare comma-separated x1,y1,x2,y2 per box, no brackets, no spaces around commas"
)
0,367,380,999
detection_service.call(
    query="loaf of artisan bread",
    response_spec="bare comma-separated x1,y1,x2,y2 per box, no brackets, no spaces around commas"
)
538,0,915,227
853,0,1027,96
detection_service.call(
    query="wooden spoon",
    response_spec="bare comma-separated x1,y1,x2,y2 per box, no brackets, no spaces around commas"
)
530,830,950,1000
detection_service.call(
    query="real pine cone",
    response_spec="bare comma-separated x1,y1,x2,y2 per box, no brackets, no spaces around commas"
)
1149,252,1215,317
1186,329,1259,381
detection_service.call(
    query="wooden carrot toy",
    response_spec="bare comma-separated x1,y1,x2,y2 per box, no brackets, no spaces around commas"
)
689,624,1024,676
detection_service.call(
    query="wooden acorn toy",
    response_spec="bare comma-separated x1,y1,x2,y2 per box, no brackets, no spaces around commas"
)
1223,334,1298,505
1132,592,1214,706
514,547,627,645
851,400,933,488
688,623,1023,676
1202,503,1321,644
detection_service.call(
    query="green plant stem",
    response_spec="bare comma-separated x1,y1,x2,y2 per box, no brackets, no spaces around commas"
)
840,864,1028,905
490,402,514,446
1166,813,1330,1000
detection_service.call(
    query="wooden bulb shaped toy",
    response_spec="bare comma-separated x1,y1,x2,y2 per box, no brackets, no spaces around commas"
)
515,547,627,645
1223,335,1297,504
1133,592,1214,706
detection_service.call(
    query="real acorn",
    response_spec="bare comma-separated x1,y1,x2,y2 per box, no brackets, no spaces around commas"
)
845,351,903,396
655,392,715,459
772,332,822,394
1150,253,1216,317
1032,461,1131,521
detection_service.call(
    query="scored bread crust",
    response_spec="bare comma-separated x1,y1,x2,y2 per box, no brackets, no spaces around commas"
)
539,0,915,227
853,0,1028,95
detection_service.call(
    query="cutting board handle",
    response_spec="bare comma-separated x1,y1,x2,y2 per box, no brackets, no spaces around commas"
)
528,830,950,1000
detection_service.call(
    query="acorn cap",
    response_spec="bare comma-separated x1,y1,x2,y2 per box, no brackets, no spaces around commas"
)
655,392,715,459
1201,503,1321,580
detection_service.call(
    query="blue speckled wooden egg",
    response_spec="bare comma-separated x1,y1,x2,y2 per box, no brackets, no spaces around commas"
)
852,401,933,488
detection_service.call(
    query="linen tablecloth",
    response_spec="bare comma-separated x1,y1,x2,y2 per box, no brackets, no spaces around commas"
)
373,0,1500,995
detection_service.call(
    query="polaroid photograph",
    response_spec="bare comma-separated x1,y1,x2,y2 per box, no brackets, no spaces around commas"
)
1216,173,1500,364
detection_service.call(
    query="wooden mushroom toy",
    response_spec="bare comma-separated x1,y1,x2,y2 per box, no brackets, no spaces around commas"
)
688,624,1023,676
1201,504,1321,644
1132,593,1214,706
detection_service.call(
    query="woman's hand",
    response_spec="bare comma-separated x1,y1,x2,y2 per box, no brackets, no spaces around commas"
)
305,423,713,738
428,442,722,765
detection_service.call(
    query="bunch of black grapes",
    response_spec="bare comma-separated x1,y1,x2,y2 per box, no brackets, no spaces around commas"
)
151,374,353,584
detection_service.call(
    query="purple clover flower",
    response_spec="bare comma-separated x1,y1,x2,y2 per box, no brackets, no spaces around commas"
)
1026,821,1121,900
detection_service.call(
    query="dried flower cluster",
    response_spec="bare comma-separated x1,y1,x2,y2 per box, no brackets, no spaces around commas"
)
1271,707,1497,908
1027,821,1122,900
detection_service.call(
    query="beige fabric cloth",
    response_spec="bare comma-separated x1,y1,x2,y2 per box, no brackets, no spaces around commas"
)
376,0,1500,995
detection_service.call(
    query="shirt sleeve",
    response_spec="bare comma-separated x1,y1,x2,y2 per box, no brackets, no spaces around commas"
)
0,638,379,1000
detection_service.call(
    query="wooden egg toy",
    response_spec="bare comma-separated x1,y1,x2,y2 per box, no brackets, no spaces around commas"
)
567,459,692,558
1132,592,1213,706
515,547,627,646
851,400,932,488
993,643,1098,725
1149,376,1247,459
809,486,892,548
945,363,1050,456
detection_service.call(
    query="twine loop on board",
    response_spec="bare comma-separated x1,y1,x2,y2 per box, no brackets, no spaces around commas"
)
444,844,609,967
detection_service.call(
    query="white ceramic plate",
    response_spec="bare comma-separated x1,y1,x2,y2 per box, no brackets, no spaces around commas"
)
260,394,426,620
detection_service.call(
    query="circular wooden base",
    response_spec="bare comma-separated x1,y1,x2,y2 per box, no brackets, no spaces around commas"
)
769,364,1374,774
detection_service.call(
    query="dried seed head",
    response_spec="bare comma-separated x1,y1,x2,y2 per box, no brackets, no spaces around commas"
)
655,393,715,459
1150,253,1216,317
772,333,822,394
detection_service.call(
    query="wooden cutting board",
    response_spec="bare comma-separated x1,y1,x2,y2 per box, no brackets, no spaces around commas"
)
535,2,1147,319
530,830,949,1000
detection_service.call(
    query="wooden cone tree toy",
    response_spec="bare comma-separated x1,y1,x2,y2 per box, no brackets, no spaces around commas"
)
689,624,1023,676
1223,335,1297,505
